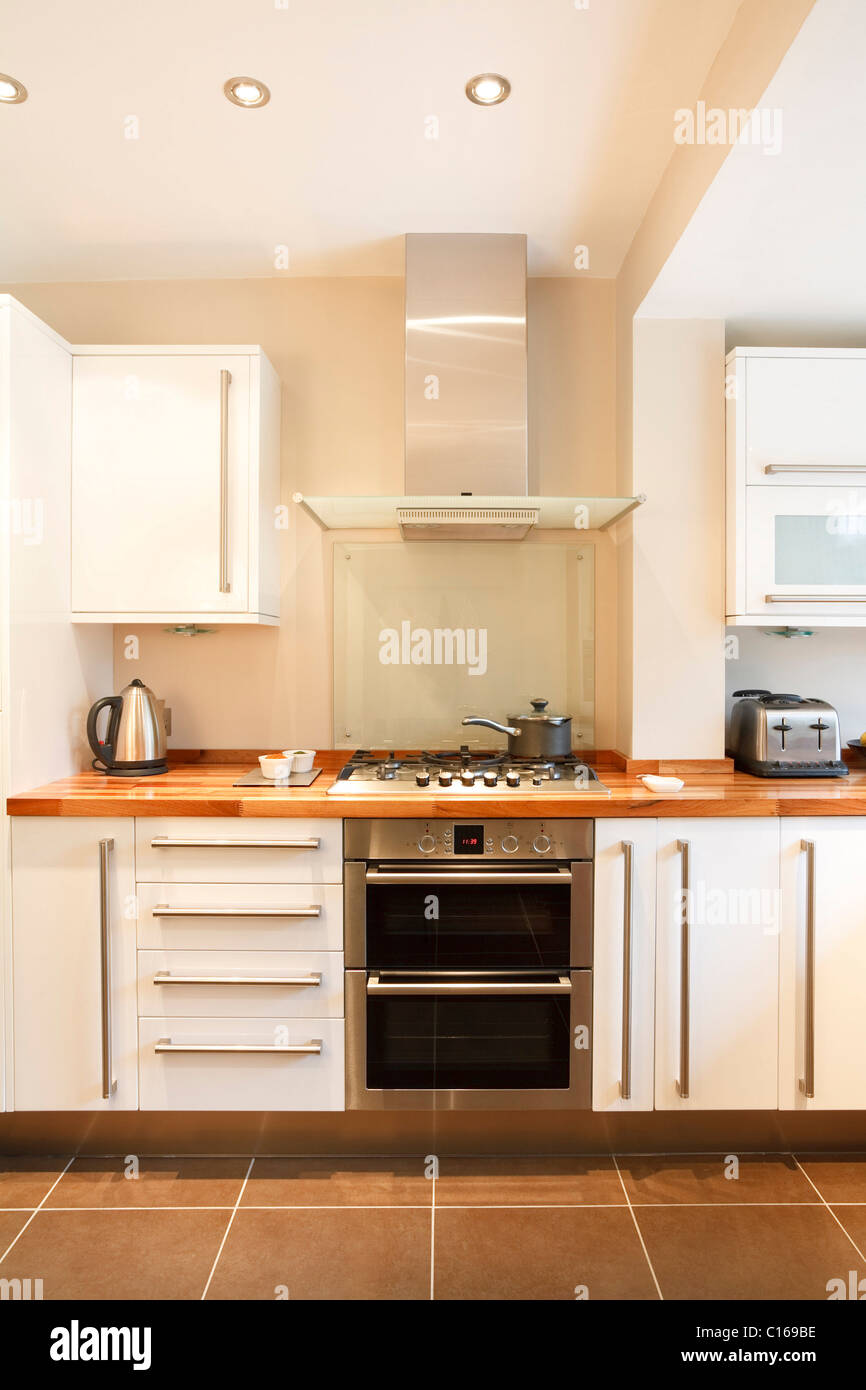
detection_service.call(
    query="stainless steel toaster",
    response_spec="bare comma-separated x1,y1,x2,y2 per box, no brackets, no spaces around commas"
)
727,690,848,778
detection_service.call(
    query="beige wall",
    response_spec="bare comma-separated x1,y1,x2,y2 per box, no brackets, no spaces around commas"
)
2,276,617,751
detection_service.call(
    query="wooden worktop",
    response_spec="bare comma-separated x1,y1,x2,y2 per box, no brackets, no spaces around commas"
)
8,751,866,818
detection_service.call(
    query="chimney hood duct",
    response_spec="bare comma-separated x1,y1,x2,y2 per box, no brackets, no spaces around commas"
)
403,233,529,535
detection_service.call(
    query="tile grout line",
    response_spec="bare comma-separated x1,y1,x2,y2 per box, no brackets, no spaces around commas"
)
0,1157,76,1267
200,1157,255,1302
791,1156,866,1263
611,1155,664,1301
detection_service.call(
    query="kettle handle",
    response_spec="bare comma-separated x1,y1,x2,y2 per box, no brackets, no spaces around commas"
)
87,695,122,769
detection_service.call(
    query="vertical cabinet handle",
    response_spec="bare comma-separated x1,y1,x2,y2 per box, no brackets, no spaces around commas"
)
99,838,117,1099
620,841,634,1100
799,839,817,1099
219,368,232,593
676,839,691,1099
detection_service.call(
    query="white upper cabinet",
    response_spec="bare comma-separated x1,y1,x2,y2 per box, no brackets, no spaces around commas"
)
71,347,280,624
779,819,866,1110
655,819,781,1111
727,348,866,625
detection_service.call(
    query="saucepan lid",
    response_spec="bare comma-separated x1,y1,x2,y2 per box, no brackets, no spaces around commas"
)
508,697,570,726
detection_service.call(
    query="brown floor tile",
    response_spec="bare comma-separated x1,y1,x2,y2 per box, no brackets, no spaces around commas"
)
0,1210,33,1255
827,1206,866,1259
207,1207,430,1300
434,1207,657,1300
436,1155,624,1207
796,1154,866,1204
45,1156,249,1209
618,1153,817,1206
637,1205,860,1300
241,1156,431,1207
0,1156,70,1208
0,1209,228,1300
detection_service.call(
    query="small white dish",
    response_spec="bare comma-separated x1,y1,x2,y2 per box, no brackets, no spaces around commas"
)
639,774,684,793
283,748,315,773
259,754,291,779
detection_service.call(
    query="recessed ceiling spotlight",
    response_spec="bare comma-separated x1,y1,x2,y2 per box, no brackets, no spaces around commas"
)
0,73,28,104
465,73,510,106
223,76,270,108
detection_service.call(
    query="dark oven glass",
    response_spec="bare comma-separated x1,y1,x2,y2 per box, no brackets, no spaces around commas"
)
366,983,571,1091
365,868,572,970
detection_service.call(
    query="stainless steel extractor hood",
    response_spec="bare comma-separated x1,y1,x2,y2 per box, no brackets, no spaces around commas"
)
293,232,645,539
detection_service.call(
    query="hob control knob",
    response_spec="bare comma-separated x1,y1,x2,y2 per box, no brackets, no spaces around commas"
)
460,769,477,786
532,834,552,854
416,770,431,786
501,834,520,854
438,771,453,786
505,770,521,788
483,770,498,787
418,834,436,854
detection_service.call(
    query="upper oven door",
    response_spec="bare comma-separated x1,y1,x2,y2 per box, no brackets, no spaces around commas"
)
345,861,591,970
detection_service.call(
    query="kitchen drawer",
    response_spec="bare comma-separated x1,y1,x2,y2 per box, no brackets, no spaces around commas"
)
137,882,343,951
135,817,342,884
138,1016,345,1111
137,950,343,1018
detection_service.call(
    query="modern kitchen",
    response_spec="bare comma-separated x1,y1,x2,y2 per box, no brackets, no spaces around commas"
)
2,0,866,1333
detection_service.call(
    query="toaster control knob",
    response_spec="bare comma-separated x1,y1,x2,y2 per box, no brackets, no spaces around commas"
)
418,834,436,854
438,770,453,787
505,770,521,788
532,834,552,854
460,769,477,786
501,835,520,854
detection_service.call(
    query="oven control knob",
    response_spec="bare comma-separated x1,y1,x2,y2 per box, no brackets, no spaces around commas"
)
416,770,431,786
418,834,436,854
483,770,498,787
532,834,552,855
460,769,477,786
501,834,520,854
438,771,453,786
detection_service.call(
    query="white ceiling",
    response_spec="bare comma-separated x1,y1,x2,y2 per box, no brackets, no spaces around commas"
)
0,0,740,280
640,0,866,331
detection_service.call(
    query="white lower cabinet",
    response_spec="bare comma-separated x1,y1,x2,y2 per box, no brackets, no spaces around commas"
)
654,819,781,1110
779,818,866,1109
137,950,344,1018
11,818,137,1110
138,1017,344,1111
592,819,657,1111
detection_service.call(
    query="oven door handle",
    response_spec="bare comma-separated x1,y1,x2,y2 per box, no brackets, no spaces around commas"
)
366,972,573,997
364,867,573,885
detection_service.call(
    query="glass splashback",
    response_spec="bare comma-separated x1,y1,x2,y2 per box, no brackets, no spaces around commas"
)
333,542,594,749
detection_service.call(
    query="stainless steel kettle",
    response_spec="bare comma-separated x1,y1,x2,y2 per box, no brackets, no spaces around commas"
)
87,679,168,777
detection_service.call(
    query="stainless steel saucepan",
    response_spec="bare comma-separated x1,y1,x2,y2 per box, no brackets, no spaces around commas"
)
462,698,572,759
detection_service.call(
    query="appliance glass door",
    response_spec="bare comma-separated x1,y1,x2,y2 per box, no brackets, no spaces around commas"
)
365,975,572,1091
364,865,575,970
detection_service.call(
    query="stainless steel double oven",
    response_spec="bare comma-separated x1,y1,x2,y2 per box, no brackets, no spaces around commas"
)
345,819,593,1109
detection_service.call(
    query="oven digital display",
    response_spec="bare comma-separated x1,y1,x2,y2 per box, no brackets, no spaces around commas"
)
453,823,485,855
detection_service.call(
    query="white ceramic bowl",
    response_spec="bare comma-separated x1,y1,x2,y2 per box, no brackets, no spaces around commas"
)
639,774,684,793
259,754,291,779
283,748,315,773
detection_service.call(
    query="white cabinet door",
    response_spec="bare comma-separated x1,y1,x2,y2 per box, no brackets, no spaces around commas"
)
592,820,657,1112
746,486,866,618
655,819,781,1110
745,355,866,484
12,818,137,1110
780,819,866,1110
71,354,251,615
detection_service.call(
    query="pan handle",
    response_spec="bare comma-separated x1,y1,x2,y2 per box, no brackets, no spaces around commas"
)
461,716,521,737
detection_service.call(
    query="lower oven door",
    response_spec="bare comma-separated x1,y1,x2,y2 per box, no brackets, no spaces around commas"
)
346,969,591,1110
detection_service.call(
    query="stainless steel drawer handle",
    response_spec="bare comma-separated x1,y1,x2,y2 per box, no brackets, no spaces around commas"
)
152,971,321,987
676,839,691,1100
365,868,572,885
620,840,634,1101
766,594,866,603
150,837,320,849
99,838,117,1100
763,463,866,474
155,1038,322,1055
152,904,321,918
367,972,572,997
219,368,232,594
799,838,817,1099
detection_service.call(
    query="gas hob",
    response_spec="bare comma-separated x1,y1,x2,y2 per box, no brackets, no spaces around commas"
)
327,748,610,795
